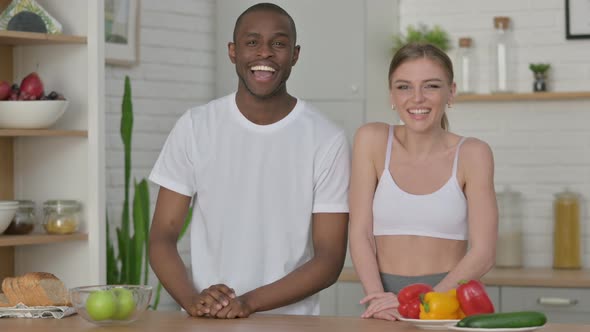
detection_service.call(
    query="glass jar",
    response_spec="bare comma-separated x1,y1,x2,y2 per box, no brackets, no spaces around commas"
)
490,16,515,93
4,200,36,235
456,37,476,94
553,190,581,269
495,187,523,267
43,200,81,235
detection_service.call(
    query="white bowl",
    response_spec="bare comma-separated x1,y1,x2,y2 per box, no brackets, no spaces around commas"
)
0,201,18,234
0,100,68,129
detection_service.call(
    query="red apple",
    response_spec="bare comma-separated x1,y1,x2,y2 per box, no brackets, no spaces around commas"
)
20,72,44,100
0,80,10,100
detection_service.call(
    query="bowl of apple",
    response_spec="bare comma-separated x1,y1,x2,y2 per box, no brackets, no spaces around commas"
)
69,285,152,326
0,72,68,129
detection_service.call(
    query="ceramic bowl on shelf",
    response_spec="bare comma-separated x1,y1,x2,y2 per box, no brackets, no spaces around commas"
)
0,100,68,129
0,200,19,234
69,285,152,326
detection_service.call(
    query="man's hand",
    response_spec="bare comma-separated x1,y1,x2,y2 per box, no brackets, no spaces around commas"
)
186,284,236,317
212,295,254,319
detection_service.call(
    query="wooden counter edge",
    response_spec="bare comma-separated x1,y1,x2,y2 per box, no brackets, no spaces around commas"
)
337,267,590,288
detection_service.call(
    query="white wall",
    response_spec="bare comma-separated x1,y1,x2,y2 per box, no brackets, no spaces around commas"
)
105,0,216,310
399,0,590,267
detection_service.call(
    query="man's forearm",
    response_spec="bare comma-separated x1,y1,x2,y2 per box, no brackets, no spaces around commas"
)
241,253,343,313
149,239,196,310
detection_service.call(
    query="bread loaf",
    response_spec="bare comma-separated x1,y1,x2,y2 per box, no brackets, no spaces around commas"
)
0,272,70,307
0,293,10,307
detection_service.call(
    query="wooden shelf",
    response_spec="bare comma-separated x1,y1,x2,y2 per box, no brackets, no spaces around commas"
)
0,233,88,247
455,91,590,102
0,30,86,45
0,129,87,137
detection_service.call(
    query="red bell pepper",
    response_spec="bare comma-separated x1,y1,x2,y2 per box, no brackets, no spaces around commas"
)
397,283,433,319
456,280,495,316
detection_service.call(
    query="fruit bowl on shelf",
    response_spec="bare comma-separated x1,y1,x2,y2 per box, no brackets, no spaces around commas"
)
0,201,19,234
0,100,68,129
69,285,152,326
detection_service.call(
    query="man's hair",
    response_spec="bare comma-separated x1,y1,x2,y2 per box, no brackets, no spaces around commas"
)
232,3,297,44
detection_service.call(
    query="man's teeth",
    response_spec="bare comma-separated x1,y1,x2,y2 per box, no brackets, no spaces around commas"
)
250,65,276,72
408,109,430,114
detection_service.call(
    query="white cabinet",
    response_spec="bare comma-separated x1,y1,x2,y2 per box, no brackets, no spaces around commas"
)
0,0,105,288
485,286,501,312
216,0,399,141
501,286,590,324
320,281,365,317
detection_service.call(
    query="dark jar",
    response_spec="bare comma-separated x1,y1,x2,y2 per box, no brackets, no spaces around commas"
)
533,72,547,92
4,200,36,235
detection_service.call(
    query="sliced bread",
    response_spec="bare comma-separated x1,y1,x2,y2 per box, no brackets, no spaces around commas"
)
0,272,70,307
0,293,11,307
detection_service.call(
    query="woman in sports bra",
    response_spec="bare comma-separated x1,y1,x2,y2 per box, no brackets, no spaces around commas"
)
349,43,498,321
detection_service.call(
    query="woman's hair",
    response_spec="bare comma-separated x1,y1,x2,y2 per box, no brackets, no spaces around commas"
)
388,43,453,131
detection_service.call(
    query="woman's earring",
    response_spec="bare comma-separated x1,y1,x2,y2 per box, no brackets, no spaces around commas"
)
391,104,396,110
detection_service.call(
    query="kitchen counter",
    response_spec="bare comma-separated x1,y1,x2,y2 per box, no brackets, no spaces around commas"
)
0,310,587,331
338,267,590,288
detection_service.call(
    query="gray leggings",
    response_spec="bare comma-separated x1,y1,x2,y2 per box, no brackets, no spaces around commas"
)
380,271,448,294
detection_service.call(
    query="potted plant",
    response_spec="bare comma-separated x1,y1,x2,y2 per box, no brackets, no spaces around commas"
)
392,23,451,54
529,63,551,92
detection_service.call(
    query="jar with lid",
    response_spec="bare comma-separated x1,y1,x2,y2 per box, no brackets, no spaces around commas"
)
495,186,523,267
490,16,515,93
43,200,81,235
456,37,476,94
553,189,581,269
4,200,36,235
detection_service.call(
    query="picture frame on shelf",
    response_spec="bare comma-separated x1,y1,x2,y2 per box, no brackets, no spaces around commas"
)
105,0,140,66
565,0,590,39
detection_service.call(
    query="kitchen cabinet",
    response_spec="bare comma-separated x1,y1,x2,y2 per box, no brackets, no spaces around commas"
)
501,286,590,324
0,0,105,288
215,0,399,140
455,91,590,102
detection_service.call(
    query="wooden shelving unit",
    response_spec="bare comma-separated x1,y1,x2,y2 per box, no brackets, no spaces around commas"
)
0,30,86,45
0,0,104,288
455,91,590,102
0,233,88,247
0,129,88,137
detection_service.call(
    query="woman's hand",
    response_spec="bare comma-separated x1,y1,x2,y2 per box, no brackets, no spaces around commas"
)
360,292,399,319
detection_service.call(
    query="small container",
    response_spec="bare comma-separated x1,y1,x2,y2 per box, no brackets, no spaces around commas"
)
553,190,581,269
490,16,515,93
495,187,523,267
456,37,476,94
43,200,81,235
4,200,36,235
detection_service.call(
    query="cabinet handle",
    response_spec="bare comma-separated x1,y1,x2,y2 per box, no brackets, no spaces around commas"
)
537,297,578,306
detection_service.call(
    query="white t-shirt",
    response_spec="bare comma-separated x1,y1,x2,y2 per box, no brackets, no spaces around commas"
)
149,93,350,315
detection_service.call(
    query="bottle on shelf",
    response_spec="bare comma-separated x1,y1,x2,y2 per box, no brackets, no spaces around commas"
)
490,16,515,93
495,186,523,268
456,37,476,94
553,189,581,269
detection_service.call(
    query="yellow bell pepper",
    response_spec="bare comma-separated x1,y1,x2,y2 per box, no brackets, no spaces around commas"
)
419,289,462,320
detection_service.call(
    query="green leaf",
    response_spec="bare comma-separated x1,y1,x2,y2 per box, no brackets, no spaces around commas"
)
106,214,120,284
392,23,451,54
120,76,134,284
132,179,150,285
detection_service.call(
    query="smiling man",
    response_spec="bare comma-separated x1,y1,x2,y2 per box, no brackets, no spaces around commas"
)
148,3,351,319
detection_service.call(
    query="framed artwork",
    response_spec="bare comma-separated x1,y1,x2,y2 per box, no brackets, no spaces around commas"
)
565,0,590,39
105,0,140,65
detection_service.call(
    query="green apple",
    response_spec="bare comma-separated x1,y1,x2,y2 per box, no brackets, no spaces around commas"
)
85,290,116,321
111,288,136,320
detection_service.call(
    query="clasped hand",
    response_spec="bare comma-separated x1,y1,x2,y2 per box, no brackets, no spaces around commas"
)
187,284,253,319
360,292,400,321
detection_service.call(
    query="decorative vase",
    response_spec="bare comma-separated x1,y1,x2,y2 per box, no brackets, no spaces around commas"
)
533,72,547,92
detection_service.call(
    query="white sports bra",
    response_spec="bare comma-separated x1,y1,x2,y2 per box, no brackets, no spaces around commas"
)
372,126,468,240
